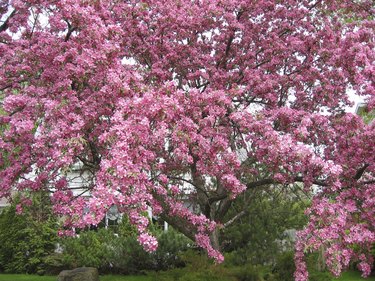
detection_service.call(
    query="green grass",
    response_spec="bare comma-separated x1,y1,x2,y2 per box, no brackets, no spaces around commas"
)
0,274,152,281
0,275,56,281
0,271,373,281
335,271,375,281
100,275,152,281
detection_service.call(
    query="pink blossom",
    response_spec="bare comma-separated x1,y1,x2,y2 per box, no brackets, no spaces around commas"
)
138,233,158,252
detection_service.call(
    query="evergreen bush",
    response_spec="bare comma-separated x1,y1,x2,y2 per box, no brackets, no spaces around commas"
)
0,194,57,275
55,217,191,274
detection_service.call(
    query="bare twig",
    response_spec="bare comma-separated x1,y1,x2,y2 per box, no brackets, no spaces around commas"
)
223,210,247,228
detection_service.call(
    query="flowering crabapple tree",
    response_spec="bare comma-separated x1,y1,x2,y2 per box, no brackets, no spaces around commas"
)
0,0,374,279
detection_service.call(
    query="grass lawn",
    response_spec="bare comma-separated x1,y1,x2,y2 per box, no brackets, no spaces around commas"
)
0,275,55,281
335,271,375,281
0,274,153,281
0,271,374,281
101,275,152,281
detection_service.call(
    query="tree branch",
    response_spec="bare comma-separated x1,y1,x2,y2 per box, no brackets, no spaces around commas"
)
208,193,228,204
294,176,328,187
167,176,196,188
64,20,77,42
215,198,232,221
152,191,197,241
160,213,196,241
362,180,375,185
9,106,26,116
353,163,369,180
0,9,16,33
246,178,275,189
223,210,246,228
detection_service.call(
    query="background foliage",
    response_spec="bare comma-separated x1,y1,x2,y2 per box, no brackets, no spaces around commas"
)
0,193,57,275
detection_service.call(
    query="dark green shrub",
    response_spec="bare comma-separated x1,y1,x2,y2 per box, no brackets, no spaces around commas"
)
178,249,213,270
43,253,68,275
222,189,307,266
230,264,268,281
272,251,295,281
272,250,333,281
0,192,57,275
263,272,277,281
150,228,190,270
108,234,153,274
223,250,248,267
109,228,190,273
59,228,114,273
58,217,191,274
171,250,269,281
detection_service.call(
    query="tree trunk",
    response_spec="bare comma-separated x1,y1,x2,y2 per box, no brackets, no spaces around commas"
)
210,227,221,251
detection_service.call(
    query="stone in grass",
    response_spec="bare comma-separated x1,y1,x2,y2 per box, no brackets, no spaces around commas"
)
57,267,99,281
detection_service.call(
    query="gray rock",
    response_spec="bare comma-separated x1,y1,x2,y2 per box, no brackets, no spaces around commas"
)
57,267,99,281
